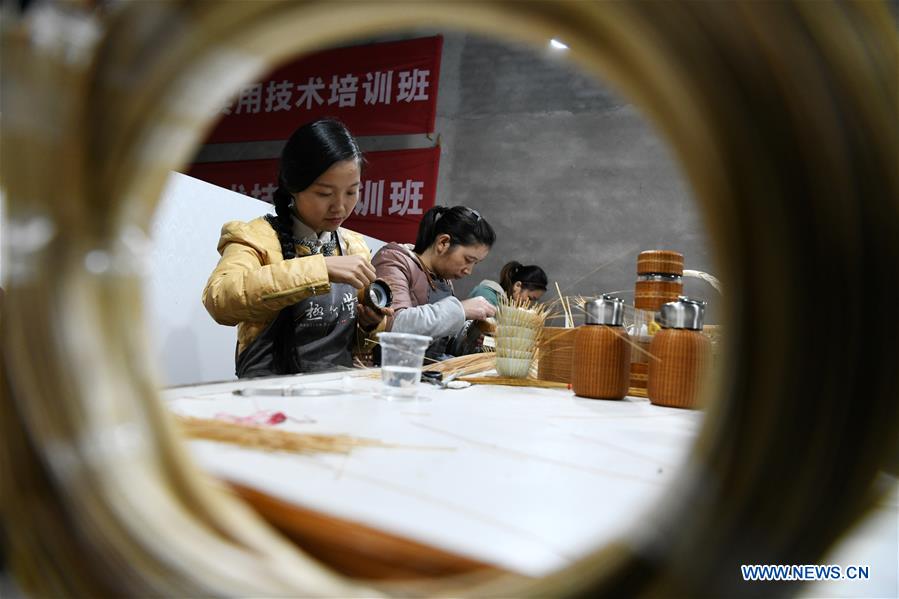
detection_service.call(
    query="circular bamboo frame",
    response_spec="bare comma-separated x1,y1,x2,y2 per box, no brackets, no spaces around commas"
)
2,1,897,596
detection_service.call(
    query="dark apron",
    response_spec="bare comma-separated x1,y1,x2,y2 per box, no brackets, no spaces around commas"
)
235,232,358,379
235,282,358,378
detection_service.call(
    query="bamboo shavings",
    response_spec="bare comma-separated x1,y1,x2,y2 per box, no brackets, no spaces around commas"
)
177,416,390,454
684,269,723,295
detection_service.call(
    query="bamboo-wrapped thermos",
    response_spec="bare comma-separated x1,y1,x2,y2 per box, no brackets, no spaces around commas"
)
630,250,684,391
648,297,711,409
572,295,631,400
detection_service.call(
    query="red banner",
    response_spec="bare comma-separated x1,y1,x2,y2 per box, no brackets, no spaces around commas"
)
186,146,440,244
208,36,442,143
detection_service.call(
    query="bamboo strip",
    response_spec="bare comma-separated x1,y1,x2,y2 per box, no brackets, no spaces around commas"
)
457,376,569,389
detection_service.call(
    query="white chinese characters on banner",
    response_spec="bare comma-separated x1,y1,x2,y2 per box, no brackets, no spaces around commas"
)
222,83,264,115
387,180,425,216
356,180,385,217
356,180,425,218
363,71,393,105
265,80,293,113
295,77,325,110
221,69,430,115
328,74,359,107
396,69,430,103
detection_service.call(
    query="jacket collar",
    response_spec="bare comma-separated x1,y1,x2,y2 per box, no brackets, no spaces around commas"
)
291,215,347,255
392,243,441,291
291,215,332,244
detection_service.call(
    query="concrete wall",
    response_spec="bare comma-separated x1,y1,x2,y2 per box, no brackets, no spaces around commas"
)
193,31,721,324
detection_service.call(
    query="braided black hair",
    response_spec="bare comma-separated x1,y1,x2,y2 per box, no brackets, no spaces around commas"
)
413,206,496,255
499,261,548,294
268,119,364,259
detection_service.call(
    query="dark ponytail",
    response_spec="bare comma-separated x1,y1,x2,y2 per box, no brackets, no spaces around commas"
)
500,260,548,294
413,205,496,255
268,118,365,259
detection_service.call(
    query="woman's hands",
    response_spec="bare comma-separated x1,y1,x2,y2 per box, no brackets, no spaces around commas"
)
357,305,393,331
324,255,377,289
324,255,388,330
460,296,496,321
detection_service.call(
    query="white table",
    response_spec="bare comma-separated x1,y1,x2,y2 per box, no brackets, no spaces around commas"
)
163,370,897,595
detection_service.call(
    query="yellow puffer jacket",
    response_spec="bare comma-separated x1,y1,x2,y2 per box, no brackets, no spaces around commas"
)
202,216,377,356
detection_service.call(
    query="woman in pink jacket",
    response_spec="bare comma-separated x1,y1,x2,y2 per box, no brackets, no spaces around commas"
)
372,206,496,360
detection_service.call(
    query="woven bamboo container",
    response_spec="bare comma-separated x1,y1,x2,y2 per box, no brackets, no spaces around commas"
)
537,326,576,383
572,326,631,400
632,250,684,390
634,250,684,312
647,329,712,409
634,280,685,312
637,250,684,278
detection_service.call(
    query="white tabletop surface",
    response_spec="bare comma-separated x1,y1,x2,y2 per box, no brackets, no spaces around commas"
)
163,370,897,594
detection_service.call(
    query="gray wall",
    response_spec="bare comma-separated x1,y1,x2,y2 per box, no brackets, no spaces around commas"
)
194,31,720,323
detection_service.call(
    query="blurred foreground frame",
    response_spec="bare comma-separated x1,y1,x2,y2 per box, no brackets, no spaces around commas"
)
1,1,897,597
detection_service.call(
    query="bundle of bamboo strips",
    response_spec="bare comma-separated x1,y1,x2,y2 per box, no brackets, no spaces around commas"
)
177,417,390,454
425,351,495,376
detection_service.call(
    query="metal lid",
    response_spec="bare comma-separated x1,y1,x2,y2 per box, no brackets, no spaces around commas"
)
584,294,625,326
364,279,393,309
659,296,706,330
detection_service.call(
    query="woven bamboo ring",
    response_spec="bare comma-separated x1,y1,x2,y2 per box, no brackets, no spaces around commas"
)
2,2,896,596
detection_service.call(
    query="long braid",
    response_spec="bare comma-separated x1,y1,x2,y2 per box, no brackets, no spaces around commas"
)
269,186,297,260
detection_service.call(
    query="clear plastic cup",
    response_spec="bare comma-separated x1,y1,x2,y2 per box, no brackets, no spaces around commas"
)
378,332,432,400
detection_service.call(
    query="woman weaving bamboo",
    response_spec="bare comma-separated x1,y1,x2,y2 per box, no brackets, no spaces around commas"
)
202,119,389,377
469,261,548,306
372,206,497,360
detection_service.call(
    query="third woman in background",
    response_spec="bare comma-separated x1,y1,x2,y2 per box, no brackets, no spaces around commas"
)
372,206,496,360
469,261,548,306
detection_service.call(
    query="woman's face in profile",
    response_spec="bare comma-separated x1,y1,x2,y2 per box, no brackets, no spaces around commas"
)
294,158,361,232
433,240,490,280
512,283,545,302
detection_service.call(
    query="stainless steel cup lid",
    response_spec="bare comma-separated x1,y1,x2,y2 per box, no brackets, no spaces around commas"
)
584,294,625,326
365,280,393,309
659,296,706,330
